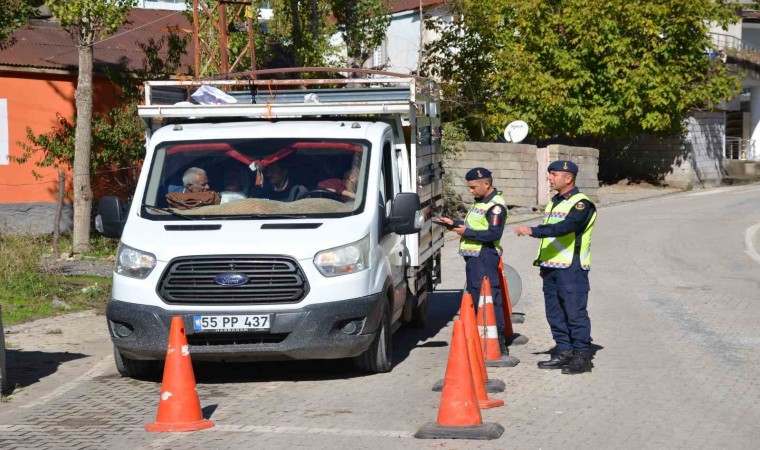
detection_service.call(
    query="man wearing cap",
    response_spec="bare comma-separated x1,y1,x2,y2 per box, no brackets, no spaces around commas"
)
435,167,510,354
515,160,597,374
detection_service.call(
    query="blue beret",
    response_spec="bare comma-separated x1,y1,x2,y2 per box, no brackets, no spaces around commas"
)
547,160,578,175
465,167,492,181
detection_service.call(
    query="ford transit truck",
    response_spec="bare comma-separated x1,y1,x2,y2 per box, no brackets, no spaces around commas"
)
97,71,445,377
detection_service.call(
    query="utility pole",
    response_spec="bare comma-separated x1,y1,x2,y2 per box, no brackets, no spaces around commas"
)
193,0,258,78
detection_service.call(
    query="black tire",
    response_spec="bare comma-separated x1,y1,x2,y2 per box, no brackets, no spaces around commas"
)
353,300,392,373
113,346,159,379
409,296,429,329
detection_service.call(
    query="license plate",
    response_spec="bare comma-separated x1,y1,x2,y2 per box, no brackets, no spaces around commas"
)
193,314,270,332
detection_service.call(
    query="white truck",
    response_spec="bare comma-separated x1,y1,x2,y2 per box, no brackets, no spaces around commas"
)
96,72,445,377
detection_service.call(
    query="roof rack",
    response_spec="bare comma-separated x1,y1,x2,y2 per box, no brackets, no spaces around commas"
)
138,68,440,120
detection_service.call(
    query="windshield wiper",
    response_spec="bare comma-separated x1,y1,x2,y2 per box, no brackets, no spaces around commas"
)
142,205,196,220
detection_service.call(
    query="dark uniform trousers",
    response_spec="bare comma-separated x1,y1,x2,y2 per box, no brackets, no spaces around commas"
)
465,247,506,333
540,255,591,351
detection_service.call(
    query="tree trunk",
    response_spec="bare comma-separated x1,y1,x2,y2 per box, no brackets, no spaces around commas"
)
289,0,303,67
53,168,65,257
73,42,93,253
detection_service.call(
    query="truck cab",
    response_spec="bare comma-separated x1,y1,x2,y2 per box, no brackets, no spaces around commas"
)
98,74,445,377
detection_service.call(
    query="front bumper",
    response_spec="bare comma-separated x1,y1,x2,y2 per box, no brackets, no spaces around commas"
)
106,294,384,362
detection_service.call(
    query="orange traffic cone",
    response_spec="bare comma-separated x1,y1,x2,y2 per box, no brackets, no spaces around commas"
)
477,278,520,368
415,321,504,440
145,317,215,432
467,337,504,409
498,259,529,346
433,293,505,393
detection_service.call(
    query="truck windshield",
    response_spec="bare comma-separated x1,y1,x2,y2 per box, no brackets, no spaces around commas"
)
141,138,370,219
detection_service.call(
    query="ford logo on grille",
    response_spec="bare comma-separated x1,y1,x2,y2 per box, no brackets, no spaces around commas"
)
214,273,249,286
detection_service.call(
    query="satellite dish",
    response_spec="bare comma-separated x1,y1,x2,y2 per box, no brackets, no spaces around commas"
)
504,120,529,143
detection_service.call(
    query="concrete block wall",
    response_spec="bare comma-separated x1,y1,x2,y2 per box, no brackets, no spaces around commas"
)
445,142,538,207
599,112,726,189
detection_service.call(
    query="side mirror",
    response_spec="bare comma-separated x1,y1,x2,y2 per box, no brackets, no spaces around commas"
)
388,192,423,235
95,196,126,239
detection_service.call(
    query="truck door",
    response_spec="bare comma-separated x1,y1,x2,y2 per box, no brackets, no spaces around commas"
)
379,138,406,320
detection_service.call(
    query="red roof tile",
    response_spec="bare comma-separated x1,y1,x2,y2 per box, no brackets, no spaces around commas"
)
0,8,193,72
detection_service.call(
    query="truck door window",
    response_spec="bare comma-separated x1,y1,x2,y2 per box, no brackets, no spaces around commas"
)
381,141,395,216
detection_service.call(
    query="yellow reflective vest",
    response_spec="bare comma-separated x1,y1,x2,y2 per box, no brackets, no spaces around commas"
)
459,192,507,257
534,193,596,270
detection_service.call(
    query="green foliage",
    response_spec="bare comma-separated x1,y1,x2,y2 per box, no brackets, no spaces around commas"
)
48,0,136,45
194,0,392,76
0,234,111,326
424,0,742,141
0,0,43,49
330,0,391,68
14,27,189,200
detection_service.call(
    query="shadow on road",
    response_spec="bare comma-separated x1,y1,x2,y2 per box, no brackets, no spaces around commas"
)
187,289,462,384
4,349,88,394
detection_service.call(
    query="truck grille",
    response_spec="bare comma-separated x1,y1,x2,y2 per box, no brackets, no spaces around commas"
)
158,256,308,305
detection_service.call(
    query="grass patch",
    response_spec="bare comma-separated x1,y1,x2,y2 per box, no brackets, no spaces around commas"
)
0,234,111,327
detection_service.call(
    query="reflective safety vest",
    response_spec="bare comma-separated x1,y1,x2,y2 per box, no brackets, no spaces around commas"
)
459,192,507,257
534,193,596,270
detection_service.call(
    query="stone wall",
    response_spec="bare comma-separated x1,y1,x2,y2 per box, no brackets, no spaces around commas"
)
445,142,538,207
445,142,600,208
599,112,726,188
0,203,73,235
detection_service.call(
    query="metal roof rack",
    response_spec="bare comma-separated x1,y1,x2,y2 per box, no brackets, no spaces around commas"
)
138,68,440,120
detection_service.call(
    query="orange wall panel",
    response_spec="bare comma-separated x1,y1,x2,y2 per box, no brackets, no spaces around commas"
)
0,72,120,203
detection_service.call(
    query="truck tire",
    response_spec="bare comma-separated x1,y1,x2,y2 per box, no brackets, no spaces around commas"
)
113,346,159,380
353,300,392,373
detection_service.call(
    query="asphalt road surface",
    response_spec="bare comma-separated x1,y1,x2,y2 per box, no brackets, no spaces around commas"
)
1,183,759,449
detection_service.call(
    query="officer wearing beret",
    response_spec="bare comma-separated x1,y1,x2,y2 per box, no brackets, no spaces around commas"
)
435,167,510,354
515,160,597,374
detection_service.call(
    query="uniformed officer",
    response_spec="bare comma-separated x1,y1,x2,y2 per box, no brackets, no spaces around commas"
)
514,160,597,374
435,167,509,353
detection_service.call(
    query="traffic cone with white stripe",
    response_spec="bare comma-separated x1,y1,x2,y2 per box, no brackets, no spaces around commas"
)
467,336,504,409
415,320,504,440
498,259,529,346
145,317,215,432
432,293,505,393
476,277,520,368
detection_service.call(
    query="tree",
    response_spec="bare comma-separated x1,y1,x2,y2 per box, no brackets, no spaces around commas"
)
424,0,742,142
47,0,136,253
0,0,42,50
330,0,391,69
15,27,189,204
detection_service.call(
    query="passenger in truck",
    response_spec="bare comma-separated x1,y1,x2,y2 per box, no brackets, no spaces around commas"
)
317,165,359,202
257,162,308,202
165,167,221,209
220,169,247,204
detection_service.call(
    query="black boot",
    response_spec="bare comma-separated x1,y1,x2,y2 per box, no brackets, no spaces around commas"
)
561,350,593,374
499,338,510,356
537,350,572,369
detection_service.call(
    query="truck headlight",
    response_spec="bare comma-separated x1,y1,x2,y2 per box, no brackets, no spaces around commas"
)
115,243,156,279
314,235,369,277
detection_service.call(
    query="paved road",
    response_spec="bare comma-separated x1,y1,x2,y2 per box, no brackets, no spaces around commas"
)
1,184,759,449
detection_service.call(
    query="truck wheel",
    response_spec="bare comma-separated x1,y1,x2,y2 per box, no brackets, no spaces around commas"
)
410,296,429,329
113,346,159,379
353,300,392,373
